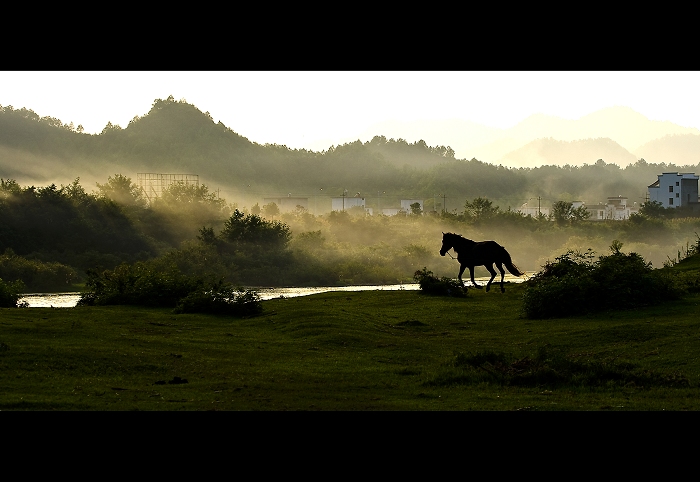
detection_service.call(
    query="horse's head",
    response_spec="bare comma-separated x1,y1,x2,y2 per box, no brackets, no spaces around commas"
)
440,232,454,256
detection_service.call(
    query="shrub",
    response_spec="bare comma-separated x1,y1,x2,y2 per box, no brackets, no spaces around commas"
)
78,262,205,307
413,267,467,297
522,242,684,319
174,280,262,317
0,277,26,308
77,261,263,317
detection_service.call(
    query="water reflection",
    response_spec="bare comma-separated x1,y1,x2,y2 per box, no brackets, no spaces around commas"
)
19,274,531,308
19,292,82,308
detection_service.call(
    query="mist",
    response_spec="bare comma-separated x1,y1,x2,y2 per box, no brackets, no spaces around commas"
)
3,97,700,291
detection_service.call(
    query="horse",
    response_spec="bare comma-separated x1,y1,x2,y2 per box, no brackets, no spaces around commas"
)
439,232,523,293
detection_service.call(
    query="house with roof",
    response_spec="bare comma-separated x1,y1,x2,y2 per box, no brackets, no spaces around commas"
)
648,172,699,208
584,196,638,220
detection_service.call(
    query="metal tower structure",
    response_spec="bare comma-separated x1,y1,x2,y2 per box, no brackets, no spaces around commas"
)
137,173,199,202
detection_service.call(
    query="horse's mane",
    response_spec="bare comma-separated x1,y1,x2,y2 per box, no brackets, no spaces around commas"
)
444,232,468,241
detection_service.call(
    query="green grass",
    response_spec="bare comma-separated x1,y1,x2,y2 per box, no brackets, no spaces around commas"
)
1,282,700,410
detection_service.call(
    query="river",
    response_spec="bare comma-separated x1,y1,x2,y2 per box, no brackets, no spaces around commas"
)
18,273,531,308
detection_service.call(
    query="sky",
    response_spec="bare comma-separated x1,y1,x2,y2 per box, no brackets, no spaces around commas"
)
2,71,700,152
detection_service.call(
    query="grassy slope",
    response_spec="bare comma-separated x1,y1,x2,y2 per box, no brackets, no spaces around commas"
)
1,279,699,410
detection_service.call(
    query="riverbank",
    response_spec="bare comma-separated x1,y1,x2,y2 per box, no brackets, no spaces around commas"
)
18,273,534,307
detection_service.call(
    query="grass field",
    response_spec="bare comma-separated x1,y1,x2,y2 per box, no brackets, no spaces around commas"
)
2,280,699,410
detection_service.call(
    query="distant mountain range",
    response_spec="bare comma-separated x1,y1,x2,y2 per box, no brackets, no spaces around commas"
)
2,98,700,210
352,106,700,168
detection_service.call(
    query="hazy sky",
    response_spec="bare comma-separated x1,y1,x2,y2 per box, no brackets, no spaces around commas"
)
2,71,700,151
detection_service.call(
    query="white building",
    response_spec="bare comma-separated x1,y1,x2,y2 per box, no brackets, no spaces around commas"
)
331,196,365,212
517,203,550,218
585,197,638,220
648,172,699,208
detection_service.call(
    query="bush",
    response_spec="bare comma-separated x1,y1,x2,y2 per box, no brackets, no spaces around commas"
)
522,241,684,319
78,262,203,307
174,280,262,317
0,277,26,308
77,261,263,317
413,267,467,297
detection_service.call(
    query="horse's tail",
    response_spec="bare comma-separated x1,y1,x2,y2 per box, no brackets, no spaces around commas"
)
505,261,524,277
501,247,524,276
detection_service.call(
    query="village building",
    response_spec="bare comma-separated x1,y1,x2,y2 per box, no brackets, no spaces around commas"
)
517,203,550,218
585,196,638,220
331,195,366,212
648,172,700,208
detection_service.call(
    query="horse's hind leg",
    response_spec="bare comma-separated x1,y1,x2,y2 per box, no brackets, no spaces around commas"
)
496,263,506,293
485,264,497,292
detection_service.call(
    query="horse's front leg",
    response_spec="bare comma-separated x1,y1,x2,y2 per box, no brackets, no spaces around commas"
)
458,264,468,290
469,266,482,289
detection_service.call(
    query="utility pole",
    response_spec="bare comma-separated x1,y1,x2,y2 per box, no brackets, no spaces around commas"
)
443,194,447,214
538,196,541,217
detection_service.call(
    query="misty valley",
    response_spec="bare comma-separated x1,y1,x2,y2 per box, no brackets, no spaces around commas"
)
7,94,700,410
2,97,700,299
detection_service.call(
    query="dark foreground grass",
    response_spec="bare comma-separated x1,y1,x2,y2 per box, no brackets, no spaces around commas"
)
1,283,700,410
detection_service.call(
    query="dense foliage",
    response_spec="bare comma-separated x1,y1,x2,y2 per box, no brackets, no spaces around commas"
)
0,277,25,308
0,178,153,273
173,279,262,317
0,249,77,292
522,241,686,319
77,261,262,317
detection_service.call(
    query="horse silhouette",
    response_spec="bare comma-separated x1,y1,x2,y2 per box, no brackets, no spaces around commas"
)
439,232,523,293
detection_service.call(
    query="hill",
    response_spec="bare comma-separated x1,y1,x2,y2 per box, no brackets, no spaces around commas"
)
633,133,700,166
2,97,700,213
498,137,638,168
355,106,700,165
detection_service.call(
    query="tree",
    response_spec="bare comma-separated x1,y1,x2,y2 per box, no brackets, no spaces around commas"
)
96,174,146,208
410,202,423,215
220,209,290,249
463,197,500,222
62,178,92,206
638,200,667,219
550,201,574,225
262,202,280,220
100,121,122,134
572,204,591,222
550,201,591,225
